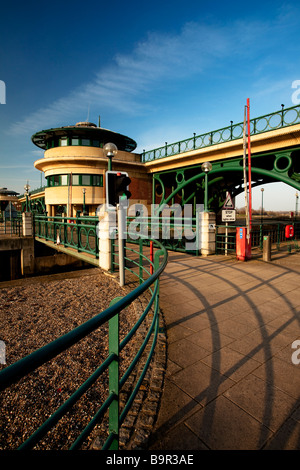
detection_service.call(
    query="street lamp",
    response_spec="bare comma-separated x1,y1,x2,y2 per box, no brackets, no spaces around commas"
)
82,187,86,214
24,181,31,212
103,142,118,171
261,188,264,224
201,162,212,212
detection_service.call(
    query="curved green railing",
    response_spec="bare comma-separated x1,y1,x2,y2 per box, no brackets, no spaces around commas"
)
0,234,168,450
142,104,300,162
34,214,99,257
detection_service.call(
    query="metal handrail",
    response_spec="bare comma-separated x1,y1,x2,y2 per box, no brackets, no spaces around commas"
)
34,214,99,257
0,218,168,450
142,104,300,162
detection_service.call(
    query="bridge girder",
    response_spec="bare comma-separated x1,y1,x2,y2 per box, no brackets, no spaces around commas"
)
153,147,300,213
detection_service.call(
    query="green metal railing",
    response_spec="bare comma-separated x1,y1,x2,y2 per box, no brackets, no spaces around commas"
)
215,224,237,254
142,104,300,162
216,221,300,254
0,225,168,450
34,214,99,257
0,213,22,237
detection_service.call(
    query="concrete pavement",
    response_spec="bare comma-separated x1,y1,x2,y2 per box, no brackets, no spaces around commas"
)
148,250,300,450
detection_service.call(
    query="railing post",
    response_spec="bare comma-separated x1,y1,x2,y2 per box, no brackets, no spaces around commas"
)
277,223,280,250
139,238,143,284
77,212,81,252
108,305,119,450
259,224,263,250
281,104,284,127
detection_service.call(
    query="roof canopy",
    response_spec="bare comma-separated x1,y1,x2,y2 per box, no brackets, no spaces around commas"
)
0,187,19,196
31,122,137,152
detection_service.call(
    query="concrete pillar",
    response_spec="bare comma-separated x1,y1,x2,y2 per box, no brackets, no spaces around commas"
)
201,212,216,256
22,212,33,236
263,235,271,262
20,237,35,276
98,209,117,271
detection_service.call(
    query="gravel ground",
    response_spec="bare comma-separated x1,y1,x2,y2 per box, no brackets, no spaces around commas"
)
0,267,146,450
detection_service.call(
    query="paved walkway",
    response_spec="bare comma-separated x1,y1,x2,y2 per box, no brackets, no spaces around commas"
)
148,250,300,450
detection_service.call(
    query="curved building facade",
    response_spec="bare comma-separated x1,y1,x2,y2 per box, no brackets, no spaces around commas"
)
33,121,151,217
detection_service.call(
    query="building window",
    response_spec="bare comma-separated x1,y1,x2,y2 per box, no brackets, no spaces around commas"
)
92,175,103,186
46,137,104,149
71,137,79,145
53,175,60,186
72,175,80,185
46,174,103,187
60,175,68,185
81,174,90,185
60,137,68,146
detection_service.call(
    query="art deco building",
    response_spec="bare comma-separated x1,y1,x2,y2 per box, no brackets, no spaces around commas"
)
32,121,151,217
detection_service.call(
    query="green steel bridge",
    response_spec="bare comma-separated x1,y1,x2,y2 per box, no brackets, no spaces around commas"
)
143,104,300,215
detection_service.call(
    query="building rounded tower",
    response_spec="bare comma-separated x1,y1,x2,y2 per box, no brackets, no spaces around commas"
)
33,121,151,217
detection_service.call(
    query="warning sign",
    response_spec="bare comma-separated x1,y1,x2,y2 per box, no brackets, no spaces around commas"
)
222,192,235,209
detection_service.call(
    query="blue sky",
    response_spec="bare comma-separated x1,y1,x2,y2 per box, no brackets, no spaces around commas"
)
0,0,300,210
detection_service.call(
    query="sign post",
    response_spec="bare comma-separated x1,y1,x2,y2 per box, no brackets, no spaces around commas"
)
222,192,236,255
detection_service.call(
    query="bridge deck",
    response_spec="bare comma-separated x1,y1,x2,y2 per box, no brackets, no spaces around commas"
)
148,251,300,450
35,237,99,267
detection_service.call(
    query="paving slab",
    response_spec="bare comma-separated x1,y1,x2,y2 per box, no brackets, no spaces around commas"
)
148,251,300,450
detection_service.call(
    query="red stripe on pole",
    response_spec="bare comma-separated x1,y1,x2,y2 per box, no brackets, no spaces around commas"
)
247,98,252,231
150,241,153,274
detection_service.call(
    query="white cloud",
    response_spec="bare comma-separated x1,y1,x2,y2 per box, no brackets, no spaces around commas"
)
6,10,296,138
5,22,237,137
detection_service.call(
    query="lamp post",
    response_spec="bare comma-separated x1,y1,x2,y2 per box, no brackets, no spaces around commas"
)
24,181,31,212
261,188,264,224
82,188,86,215
103,142,118,171
201,162,212,212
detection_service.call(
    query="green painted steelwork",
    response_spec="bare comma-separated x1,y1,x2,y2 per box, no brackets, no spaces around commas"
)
215,221,300,254
0,223,168,450
34,214,99,257
142,104,300,162
0,213,22,237
152,147,300,216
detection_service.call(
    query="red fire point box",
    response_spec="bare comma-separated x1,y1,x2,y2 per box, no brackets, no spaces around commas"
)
285,225,294,239
236,227,251,261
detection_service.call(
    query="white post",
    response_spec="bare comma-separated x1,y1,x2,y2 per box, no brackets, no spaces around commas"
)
225,222,228,256
98,209,116,271
22,212,33,237
201,212,216,256
118,203,126,287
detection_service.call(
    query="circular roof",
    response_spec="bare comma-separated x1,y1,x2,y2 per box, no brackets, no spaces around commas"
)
0,187,19,196
31,122,137,152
